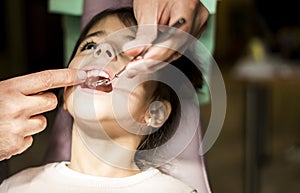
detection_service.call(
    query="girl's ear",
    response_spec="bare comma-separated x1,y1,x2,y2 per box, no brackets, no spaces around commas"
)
144,100,172,128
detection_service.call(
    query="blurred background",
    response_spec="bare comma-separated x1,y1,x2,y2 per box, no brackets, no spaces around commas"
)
0,0,300,193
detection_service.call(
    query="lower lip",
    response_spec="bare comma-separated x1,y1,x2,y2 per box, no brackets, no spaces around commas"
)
77,85,111,95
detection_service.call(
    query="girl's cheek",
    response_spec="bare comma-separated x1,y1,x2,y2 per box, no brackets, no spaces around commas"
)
68,57,82,69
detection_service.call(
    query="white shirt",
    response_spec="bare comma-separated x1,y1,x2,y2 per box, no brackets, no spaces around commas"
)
0,162,196,193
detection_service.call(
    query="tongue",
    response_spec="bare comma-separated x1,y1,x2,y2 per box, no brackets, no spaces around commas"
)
95,80,112,92
84,76,112,92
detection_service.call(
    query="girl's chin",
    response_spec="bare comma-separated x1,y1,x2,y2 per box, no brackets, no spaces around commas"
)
72,107,113,122
68,88,111,121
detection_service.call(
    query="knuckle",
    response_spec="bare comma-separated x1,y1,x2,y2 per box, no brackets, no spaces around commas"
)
9,137,22,154
26,136,34,147
39,71,55,90
16,136,33,155
0,134,14,159
3,102,24,119
0,93,24,118
45,93,58,110
190,0,200,7
156,49,171,60
1,152,11,160
37,115,47,130
0,77,19,88
184,0,200,12
10,122,26,138
24,135,33,145
0,124,34,157
0,80,12,90
32,115,47,133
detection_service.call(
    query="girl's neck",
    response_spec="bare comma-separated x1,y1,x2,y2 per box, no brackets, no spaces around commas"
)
68,124,141,178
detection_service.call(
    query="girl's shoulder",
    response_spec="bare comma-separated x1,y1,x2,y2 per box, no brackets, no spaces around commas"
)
0,162,59,193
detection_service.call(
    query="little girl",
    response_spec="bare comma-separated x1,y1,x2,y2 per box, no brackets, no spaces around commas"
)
0,7,204,193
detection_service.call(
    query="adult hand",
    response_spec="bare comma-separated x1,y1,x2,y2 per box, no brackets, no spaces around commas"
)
0,69,86,161
123,0,209,78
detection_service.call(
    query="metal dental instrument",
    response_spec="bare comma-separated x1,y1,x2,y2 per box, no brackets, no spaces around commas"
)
95,17,186,86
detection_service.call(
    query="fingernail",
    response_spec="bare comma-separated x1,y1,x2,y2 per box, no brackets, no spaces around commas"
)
76,70,87,81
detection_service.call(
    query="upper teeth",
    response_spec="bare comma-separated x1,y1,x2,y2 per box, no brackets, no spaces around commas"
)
86,70,109,78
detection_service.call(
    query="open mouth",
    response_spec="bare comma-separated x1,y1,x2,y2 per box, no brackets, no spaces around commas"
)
82,70,113,92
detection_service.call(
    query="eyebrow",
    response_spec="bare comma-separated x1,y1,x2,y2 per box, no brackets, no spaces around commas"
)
82,30,106,42
82,30,135,43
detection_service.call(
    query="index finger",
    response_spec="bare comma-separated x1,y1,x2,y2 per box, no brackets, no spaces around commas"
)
12,69,86,95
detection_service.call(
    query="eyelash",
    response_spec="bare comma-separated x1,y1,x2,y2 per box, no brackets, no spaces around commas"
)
80,40,98,52
79,36,134,53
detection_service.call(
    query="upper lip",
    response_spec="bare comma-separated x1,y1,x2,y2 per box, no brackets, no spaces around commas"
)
81,64,113,79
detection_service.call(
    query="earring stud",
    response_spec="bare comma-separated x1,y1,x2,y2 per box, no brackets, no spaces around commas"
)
147,117,152,126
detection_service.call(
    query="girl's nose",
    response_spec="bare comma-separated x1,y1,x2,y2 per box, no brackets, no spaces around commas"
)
94,43,116,60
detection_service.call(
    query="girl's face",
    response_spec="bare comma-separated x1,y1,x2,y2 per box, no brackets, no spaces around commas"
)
64,15,156,138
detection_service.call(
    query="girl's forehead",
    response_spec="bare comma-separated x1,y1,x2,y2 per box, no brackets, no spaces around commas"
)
85,16,136,43
89,15,127,34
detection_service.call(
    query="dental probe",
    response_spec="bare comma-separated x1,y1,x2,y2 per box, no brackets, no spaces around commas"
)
95,17,186,86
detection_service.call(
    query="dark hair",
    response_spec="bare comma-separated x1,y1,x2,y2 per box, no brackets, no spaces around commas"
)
69,7,203,166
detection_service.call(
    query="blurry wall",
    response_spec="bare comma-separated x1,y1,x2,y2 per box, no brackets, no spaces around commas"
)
0,0,64,80
214,0,300,64
0,0,27,78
